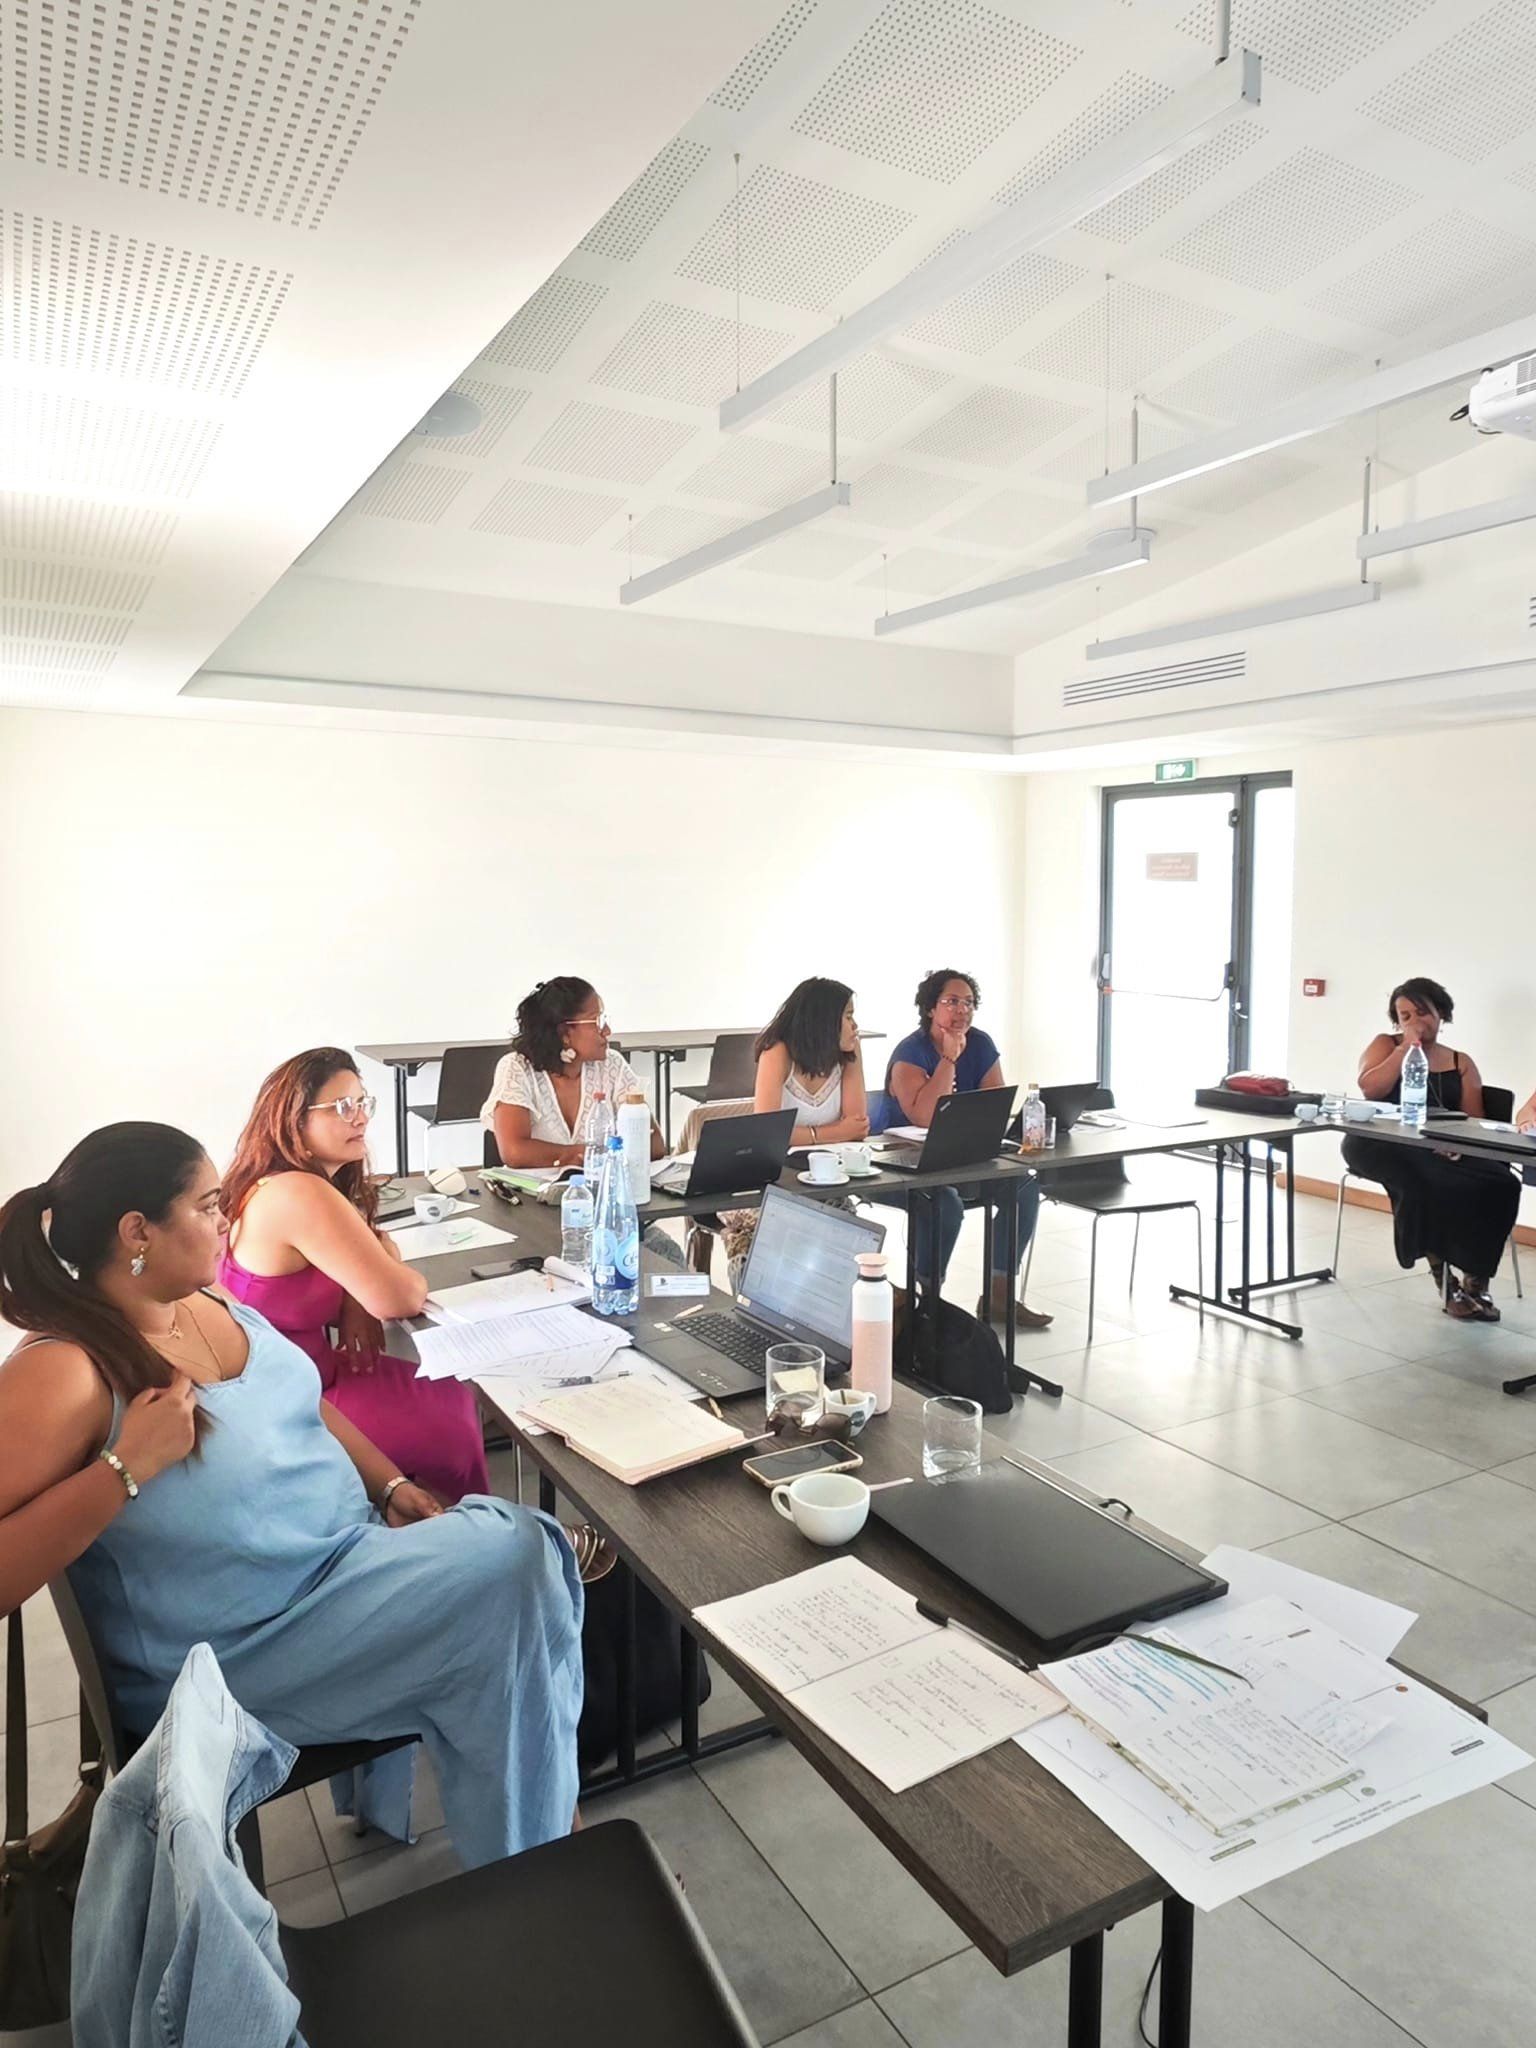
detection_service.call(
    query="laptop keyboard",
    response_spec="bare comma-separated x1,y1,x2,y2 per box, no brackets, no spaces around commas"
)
683,1311,768,1377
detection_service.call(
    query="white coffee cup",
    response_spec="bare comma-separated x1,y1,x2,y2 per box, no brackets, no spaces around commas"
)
414,1192,452,1223
806,1148,844,1184
426,1164,468,1197
839,1142,874,1175
1343,1099,1376,1124
771,1471,869,1546
824,1387,877,1437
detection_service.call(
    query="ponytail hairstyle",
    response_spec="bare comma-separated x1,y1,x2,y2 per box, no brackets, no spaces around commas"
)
222,1047,377,1235
0,1122,211,1425
512,977,595,1075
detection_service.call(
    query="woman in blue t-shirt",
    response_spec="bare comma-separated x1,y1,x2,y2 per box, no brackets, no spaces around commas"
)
878,968,1052,1329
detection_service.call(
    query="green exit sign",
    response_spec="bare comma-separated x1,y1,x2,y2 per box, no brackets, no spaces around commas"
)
1155,758,1198,784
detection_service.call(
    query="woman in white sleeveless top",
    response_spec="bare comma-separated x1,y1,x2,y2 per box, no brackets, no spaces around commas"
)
752,978,869,1145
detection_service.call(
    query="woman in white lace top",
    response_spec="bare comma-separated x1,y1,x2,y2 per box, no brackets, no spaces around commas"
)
480,977,664,1169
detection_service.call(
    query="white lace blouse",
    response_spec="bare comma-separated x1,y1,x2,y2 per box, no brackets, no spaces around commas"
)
480,1048,645,1145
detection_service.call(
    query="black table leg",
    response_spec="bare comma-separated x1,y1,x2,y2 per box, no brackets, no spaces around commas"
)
539,1471,556,1516
681,1628,701,1757
1067,1931,1104,2048
656,1050,673,1150
1171,1140,1311,1339
392,1065,411,1179
617,1561,638,1781
1159,1896,1195,2048
1225,1135,1333,1310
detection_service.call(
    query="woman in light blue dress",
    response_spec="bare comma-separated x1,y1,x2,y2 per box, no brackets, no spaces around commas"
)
0,1122,583,1868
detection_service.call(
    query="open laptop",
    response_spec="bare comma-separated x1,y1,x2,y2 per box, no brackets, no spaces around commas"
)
650,1108,796,1202
639,1184,887,1399
873,1086,1016,1174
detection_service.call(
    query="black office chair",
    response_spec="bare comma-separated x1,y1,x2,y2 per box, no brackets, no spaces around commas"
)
282,1817,759,2047
1024,1087,1206,1340
675,1032,759,1108
1332,1082,1524,1298
48,1576,416,1896
407,1044,503,1169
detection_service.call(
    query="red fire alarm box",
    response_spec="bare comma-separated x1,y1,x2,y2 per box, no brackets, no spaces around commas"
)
1303,977,1326,998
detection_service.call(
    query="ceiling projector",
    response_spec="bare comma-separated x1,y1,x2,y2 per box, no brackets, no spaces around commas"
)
1466,355,1536,441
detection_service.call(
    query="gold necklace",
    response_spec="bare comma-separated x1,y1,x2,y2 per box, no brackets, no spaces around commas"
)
179,1295,227,1379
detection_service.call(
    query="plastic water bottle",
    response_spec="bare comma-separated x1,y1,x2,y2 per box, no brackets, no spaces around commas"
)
583,1074,614,1185
850,1251,893,1415
1401,1042,1429,1132
560,1174,593,1271
1020,1083,1047,1153
617,1090,652,1205
592,1135,640,1317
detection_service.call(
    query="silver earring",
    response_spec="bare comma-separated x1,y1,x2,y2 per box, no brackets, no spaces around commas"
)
560,1047,577,1064
130,1249,147,1278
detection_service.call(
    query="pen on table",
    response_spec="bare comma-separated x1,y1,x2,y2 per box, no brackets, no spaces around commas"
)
915,1601,1034,1673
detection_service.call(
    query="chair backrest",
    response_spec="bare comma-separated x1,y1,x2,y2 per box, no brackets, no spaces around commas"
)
676,1095,754,1156
49,1574,129,1774
866,1088,892,1133
703,1032,760,1100
1483,1084,1515,1122
434,1044,504,1124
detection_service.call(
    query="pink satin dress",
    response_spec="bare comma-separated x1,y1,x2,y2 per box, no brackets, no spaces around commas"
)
217,1251,489,1502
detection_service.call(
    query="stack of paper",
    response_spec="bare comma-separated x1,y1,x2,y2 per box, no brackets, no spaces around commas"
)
414,1302,629,1383
426,1269,590,1322
695,1557,1060,1793
380,1215,516,1258
518,1375,745,1484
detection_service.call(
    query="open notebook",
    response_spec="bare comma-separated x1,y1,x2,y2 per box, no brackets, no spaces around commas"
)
517,1375,748,1484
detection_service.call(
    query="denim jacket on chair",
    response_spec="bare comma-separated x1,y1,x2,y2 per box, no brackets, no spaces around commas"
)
71,1642,305,2048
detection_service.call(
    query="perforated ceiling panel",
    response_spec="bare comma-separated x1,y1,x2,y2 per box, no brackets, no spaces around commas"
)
591,301,793,407
710,0,820,113
741,527,878,579
481,276,608,375
992,72,1172,210
472,480,625,546
902,248,1085,353
675,165,913,311
941,488,1065,549
1154,327,1363,418
1160,446,1315,517
615,506,742,559
418,380,531,461
677,436,828,507
1165,149,1416,291
844,463,974,527
862,544,993,594
524,401,698,484
905,386,1086,467
354,461,472,525
1309,211,1536,338
1175,0,1438,93
2,0,421,228
1360,0,1536,162
1016,281,1230,388
581,140,712,262
0,561,151,611
1,214,290,397
0,494,175,564
790,0,1081,184
765,351,950,439
1080,120,1265,241
1512,161,1536,195
1,390,220,497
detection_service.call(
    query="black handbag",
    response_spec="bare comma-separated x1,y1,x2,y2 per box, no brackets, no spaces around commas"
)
897,1297,1012,1414
577,1569,711,1771
0,1609,103,2028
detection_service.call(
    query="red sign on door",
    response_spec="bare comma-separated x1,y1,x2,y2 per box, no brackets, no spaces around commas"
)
1303,977,1326,998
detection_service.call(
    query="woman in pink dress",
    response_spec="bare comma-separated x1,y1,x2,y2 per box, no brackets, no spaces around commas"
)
219,1047,487,1502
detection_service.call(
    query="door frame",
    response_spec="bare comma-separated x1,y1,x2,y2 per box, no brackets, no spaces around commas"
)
1096,771,1293,1089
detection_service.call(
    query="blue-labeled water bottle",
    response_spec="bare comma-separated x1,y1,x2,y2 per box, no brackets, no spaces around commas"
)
592,1134,640,1316
1400,1040,1429,1133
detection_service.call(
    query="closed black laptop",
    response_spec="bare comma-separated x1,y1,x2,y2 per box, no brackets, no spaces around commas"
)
872,1458,1227,1654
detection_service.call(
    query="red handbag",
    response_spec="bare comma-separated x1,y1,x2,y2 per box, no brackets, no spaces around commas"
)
1221,1072,1291,1097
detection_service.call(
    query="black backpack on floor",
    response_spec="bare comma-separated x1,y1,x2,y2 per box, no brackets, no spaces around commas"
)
577,1570,712,1770
897,1298,1012,1414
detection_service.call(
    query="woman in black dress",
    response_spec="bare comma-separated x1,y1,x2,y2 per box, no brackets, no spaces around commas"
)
1344,975,1519,1321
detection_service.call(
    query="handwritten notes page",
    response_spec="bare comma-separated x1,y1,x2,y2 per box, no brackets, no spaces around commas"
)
414,1304,629,1382
694,1558,1059,1792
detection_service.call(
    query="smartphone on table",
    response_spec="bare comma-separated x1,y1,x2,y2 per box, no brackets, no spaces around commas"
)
742,1441,863,1488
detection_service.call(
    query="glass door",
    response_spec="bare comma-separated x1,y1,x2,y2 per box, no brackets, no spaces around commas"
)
1097,774,1293,1110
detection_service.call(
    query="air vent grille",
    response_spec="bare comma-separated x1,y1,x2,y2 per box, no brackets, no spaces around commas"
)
1528,595,1535,629
1064,650,1246,705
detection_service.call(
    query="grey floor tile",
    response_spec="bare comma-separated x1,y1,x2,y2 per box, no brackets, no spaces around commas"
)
1253,1785,1536,2048
587,1767,862,2044
1045,1434,1325,1553
1411,1320,1536,1392
995,1302,1137,1363
984,1389,1138,1462
258,1786,329,1884
774,2000,908,2048
1303,1362,1536,1469
268,1863,345,1927
1038,1272,1197,1336
1259,1522,1536,1701
1161,1396,1471,1519
305,1744,444,1865
1486,1678,1536,1806
16,1714,89,1822
1493,1450,1536,1491
1224,1319,1412,1397
331,1823,464,1914
1022,1330,1279,1433
1291,1282,1457,1363
1,1598,81,1734
1349,1472,1536,1615
699,1739,969,1994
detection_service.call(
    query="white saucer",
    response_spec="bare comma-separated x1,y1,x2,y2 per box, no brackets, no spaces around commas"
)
841,1164,882,1178
798,1169,849,1187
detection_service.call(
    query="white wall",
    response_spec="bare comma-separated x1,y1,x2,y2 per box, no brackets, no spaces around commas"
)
0,708,1025,1193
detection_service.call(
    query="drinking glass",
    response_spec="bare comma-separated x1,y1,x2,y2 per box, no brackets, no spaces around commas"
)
922,1395,982,1480
765,1342,825,1428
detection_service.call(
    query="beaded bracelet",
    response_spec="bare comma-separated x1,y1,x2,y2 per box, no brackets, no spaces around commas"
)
99,1448,139,1500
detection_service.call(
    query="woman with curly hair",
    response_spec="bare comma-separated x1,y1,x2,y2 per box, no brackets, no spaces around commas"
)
481,976,663,1169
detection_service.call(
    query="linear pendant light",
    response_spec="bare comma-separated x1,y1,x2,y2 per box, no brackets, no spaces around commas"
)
618,481,851,605
718,50,1262,435
1084,580,1379,661
875,532,1152,638
1085,311,1536,510
1357,486,1536,562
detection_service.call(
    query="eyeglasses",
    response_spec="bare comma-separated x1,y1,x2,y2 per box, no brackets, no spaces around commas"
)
566,1011,610,1032
307,1092,376,1122
936,996,976,1012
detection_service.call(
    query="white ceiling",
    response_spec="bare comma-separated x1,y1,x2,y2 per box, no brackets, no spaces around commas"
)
7,0,1536,718
216,0,1536,672
0,0,785,710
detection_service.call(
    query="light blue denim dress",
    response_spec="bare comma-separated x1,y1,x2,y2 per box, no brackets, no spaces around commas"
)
67,1297,583,1868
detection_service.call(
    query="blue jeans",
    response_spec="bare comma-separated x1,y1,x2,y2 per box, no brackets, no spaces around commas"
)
878,1177,1041,1292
